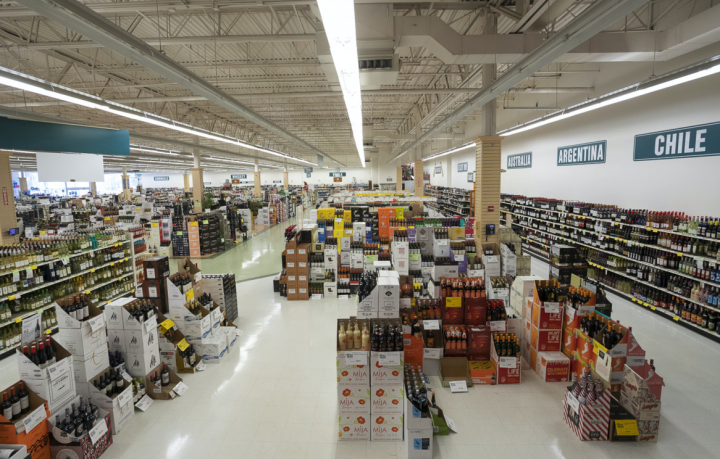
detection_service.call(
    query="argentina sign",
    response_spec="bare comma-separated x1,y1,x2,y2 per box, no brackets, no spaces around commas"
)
507,152,532,169
557,141,606,166
634,122,720,161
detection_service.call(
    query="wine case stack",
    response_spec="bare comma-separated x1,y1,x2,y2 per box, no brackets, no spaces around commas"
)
201,274,238,323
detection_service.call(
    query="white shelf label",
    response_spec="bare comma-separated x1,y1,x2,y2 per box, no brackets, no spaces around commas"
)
422,320,440,330
135,394,154,411
88,420,108,444
423,348,442,359
144,316,157,333
499,356,518,369
88,315,105,333
173,381,189,396
378,352,401,366
22,405,46,434
344,351,367,366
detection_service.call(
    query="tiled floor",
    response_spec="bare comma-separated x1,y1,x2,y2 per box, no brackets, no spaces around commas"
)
1,214,719,458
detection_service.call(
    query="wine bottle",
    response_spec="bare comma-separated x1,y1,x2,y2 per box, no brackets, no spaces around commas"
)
161,363,170,387
17,382,29,415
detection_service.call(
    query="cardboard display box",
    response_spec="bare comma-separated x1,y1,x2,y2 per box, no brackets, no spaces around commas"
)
87,371,135,435
563,385,611,441
54,298,107,358
619,363,663,443
144,364,184,401
16,338,76,415
337,385,370,415
370,352,404,385
438,357,472,388
370,384,404,415
0,382,51,459
47,395,113,459
370,412,403,442
338,414,370,441
468,360,495,385
535,351,571,382
490,338,521,385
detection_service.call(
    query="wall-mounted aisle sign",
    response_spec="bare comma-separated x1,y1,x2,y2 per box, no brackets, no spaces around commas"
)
557,141,606,166
507,152,532,169
154,176,170,181
304,167,313,173
329,172,346,177
634,122,720,161
231,174,247,179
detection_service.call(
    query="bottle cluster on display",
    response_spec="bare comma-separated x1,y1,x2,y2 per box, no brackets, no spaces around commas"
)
54,396,99,437
21,337,56,369
93,368,126,397
502,193,720,342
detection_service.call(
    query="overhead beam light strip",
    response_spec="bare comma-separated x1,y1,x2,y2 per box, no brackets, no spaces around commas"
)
316,0,365,167
424,142,477,161
0,66,318,166
499,55,720,136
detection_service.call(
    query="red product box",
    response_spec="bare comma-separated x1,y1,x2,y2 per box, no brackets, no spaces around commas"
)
531,324,561,351
467,325,491,361
532,301,564,329
464,296,487,326
441,297,465,325
490,338,521,385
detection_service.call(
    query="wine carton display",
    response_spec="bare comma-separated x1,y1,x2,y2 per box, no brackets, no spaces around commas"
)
535,351,571,382
143,256,170,280
530,324,562,352
490,337,521,385
337,385,370,415
194,334,228,364
441,297,464,325
531,302,564,330
54,299,106,358
563,386,611,441
125,347,160,378
468,360,496,385
0,381,51,459
370,352,404,385
370,385,404,415
145,364,184,401
370,411,403,442
87,374,135,435
47,401,113,459
336,350,370,386
16,338,76,415
438,357,473,388
467,325,491,361
338,413,370,441
73,344,110,386
619,363,663,442
377,277,399,318
124,326,158,355
107,329,125,354
405,423,433,459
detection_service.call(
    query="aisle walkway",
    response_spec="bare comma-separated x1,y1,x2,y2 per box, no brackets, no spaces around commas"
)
1,217,719,458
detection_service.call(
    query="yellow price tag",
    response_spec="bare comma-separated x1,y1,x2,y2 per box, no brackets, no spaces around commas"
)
652,229,658,233
593,341,608,356
107,300,111,304
673,316,680,321
631,298,637,303
614,420,639,436
85,290,90,294
15,318,22,323
202,220,209,225
132,289,135,293
160,319,175,331
45,329,52,335
136,208,141,211
177,339,190,351
677,253,683,257
185,289,194,301
104,217,111,221
643,302,649,307
189,222,197,228
8,295,15,301
151,222,159,227
446,297,462,308
91,269,95,273
651,306,656,311
110,263,114,267
40,231,46,235
31,265,37,270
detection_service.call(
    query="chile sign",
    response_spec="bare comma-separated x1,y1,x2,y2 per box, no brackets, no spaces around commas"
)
557,141,606,166
634,122,720,161
507,152,532,169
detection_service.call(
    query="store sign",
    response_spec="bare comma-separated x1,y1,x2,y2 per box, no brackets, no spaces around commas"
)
231,174,247,179
329,172,346,177
334,177,343,183
273,180,282,184
435,166,442,174
457,162,468,172
634,122,720,161
306,173,311,178
154,176,170,181
304,167,313,173
507,152,532,169
231,179,240,184
557,141,606,166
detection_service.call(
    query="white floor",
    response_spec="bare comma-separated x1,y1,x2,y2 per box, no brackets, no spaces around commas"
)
2,257,719,458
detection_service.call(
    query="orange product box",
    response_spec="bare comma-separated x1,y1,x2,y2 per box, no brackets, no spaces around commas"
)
402,333,424,371
467,325,491,361
469,360,496,385
532,301,564,330
562,329,576,359
524,298,533,322
296,243,311,262
297,282,310,300
0,382,51,459
441,297,464,325
536,351,571,382
530,324,561,352
575,330,595,366
464,295,487,326
529,345,538,371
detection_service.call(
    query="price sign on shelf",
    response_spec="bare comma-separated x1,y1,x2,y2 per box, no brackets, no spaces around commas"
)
135,394,154,411
345,351,367,366
422,320,440,330
88,420,108,444
449,381,468,393
378,352,400,366
173,381,189,396
614,420,639,436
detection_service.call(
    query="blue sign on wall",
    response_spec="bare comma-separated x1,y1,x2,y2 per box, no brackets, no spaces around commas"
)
634,122,720,161
557,141,606,166
231,174,247,179
0,117,129,155
154,176,169,181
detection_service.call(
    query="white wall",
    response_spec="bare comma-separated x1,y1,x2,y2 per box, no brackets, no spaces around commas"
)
500,72,720,215
423,148,476,190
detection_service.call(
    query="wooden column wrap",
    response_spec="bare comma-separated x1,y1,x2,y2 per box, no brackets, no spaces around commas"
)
414,160,424,196
473,136,503,248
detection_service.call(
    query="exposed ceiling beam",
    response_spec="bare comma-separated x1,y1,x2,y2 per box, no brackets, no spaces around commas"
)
13,0,336,164
18,34,316,50
386,0,650,164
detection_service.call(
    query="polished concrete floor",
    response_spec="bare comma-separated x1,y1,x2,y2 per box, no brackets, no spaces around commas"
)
0,212,718,458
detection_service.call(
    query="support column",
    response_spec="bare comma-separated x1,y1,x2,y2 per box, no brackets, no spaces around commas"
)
482,13,498,137
254,159,261,198
89,182,97,196
283,167,289,190
371,152,380,189
414,160,424,196
445,155,453,188
473,136,503,248
192,147,204,212
19,176,28,194
183,173,190,192
396,166,402,191
121,166,131,201
0,153,19,244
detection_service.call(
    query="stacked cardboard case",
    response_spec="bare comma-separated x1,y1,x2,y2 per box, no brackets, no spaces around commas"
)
336,326,371,442
201,274,238,322
285,236,310,301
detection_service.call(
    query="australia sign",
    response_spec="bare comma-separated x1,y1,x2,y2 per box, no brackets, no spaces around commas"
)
507,152,532,169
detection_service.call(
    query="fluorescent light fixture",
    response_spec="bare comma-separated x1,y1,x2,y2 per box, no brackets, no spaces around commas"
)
0,66,316,166
316,0,365,167
500,55,720,137
424,142,476,161
130,145,183,156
